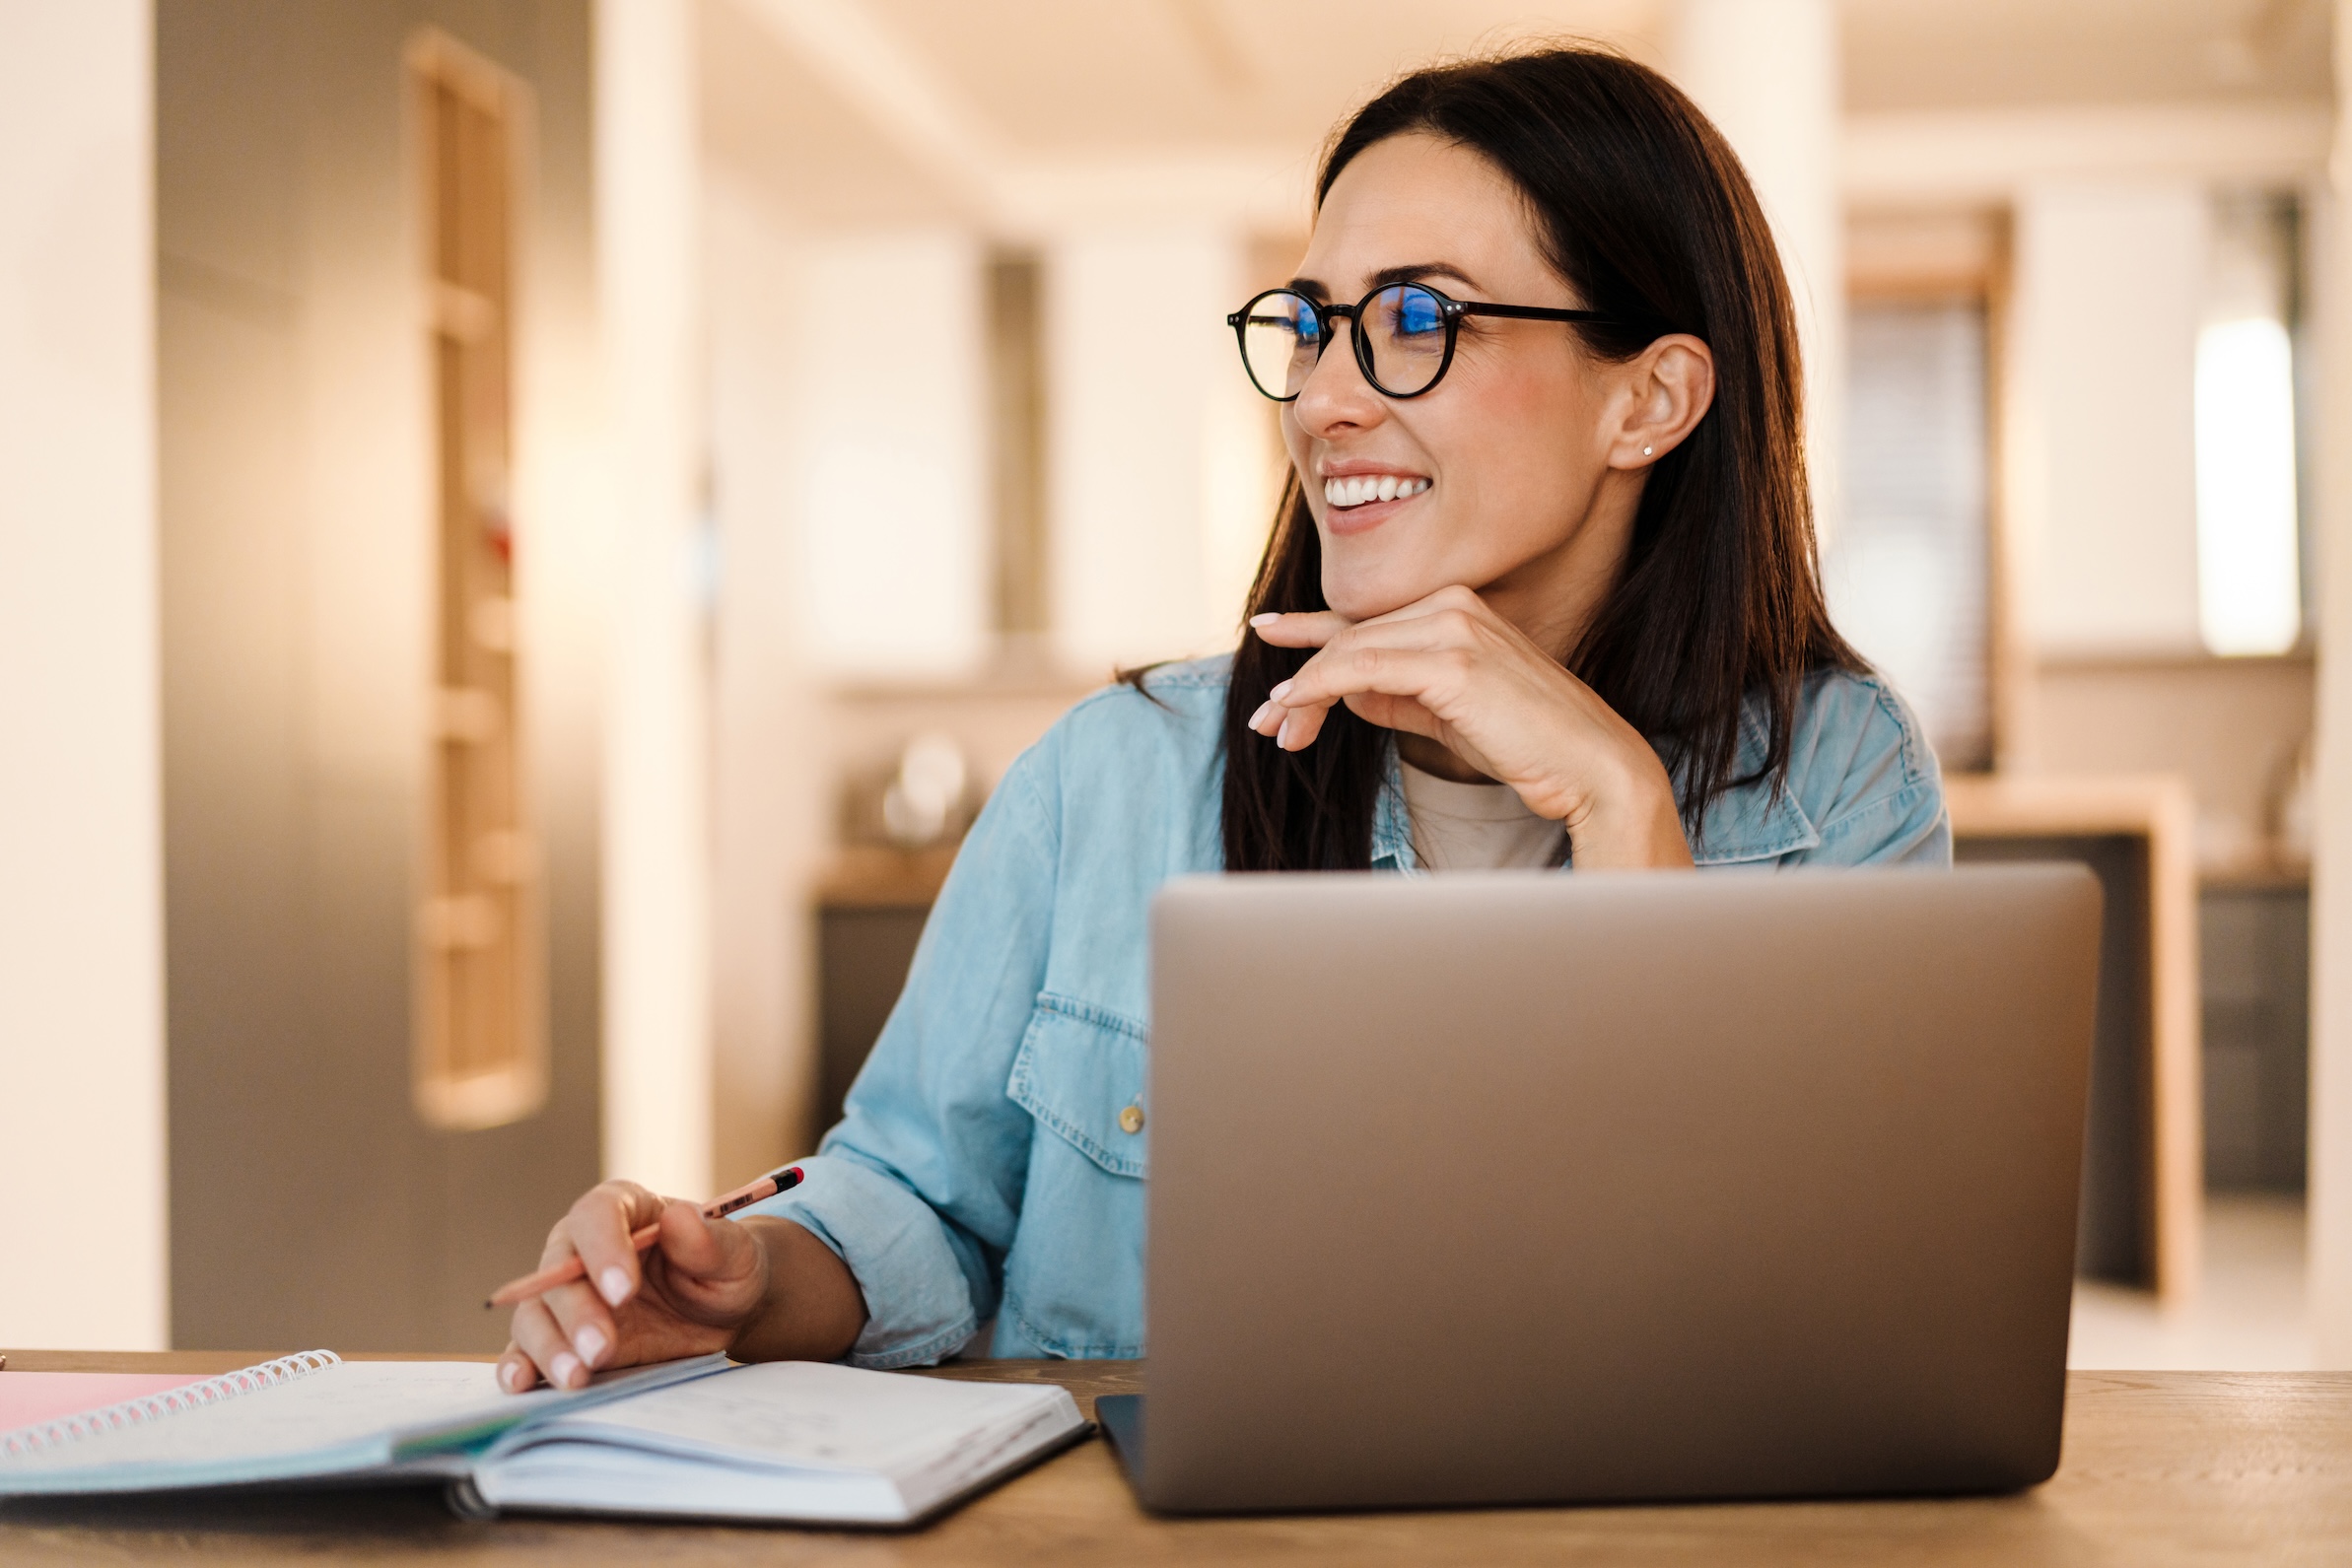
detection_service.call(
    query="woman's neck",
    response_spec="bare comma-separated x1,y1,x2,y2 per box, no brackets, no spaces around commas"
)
1397,732,1493,784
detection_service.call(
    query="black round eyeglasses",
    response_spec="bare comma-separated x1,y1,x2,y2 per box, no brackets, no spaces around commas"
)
1227,281,1618,402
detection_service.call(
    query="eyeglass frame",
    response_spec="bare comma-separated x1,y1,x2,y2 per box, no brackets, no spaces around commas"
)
1226,282,1621,402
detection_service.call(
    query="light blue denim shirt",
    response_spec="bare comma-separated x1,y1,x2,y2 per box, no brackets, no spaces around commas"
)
743,654,1949,1367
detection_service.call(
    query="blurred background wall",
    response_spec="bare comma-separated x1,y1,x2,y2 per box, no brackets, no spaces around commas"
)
2,0,2351,1359
0,0,165,1351
153,0,604,1352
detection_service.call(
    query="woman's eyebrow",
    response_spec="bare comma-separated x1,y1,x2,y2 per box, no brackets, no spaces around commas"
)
1371,261,1484,292
1286,262,1488,301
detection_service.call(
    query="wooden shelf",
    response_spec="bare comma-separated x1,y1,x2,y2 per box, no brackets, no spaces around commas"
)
817,845,959,909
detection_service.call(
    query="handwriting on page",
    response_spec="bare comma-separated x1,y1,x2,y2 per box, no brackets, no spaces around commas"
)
544,1362,1050,1472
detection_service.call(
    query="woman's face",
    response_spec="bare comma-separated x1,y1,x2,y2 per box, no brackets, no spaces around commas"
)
1282,133,1689,648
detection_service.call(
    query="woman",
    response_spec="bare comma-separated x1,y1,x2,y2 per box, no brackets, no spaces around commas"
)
497,44,1947,1394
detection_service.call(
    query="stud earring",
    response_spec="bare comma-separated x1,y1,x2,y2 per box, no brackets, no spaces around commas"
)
1642,445,1654,456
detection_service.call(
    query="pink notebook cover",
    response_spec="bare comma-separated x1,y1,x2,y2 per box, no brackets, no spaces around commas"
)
0,1372,212,1432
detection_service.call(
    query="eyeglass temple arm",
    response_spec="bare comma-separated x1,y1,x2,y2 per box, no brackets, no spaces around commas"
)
1453,302,1613,323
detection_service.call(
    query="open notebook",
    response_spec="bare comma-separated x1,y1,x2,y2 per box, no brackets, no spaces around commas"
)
0,1353,1087,1528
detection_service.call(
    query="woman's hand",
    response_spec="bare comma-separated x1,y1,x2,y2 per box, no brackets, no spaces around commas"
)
1248,584,1694,869
498,1180,865,1393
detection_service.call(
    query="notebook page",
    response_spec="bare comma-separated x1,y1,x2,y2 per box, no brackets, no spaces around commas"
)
0,1355,725,1495
892,1392,1086,1518
0,1363,509,1492
0,1373,210,1431
496,1362,1071,1478
473,1443,912,1524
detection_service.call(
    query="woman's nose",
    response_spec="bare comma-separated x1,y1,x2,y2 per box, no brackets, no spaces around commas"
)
1290,324,1387,438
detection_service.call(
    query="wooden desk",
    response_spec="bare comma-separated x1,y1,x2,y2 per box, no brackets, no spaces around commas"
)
5,1352,2349,1565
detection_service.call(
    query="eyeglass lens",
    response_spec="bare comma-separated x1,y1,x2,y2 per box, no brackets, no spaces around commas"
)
1237,284,1451,401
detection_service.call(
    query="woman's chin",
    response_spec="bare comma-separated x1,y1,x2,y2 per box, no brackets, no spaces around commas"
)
1319,571,1442,623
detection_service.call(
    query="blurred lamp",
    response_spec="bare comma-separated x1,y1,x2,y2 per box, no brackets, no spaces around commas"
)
882,732,970,850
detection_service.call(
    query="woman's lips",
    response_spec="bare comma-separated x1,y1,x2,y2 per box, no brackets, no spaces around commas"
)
1320,477,1431,536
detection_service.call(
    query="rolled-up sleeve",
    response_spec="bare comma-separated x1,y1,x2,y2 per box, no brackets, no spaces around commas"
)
738,741,1063,1368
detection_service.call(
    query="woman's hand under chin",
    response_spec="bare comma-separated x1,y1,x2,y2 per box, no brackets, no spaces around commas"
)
1247,583,1695,870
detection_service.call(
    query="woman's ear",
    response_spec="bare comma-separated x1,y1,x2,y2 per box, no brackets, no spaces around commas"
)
1607,334,1715,469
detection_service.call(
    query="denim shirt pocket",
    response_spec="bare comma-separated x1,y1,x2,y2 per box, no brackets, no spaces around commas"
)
1006,992,1149,1178
998,991,1149,1357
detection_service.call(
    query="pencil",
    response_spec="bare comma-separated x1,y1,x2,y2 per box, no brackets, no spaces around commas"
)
483,1165,804,1309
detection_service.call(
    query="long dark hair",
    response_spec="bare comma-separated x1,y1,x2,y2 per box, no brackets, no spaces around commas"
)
1213,44,1861,871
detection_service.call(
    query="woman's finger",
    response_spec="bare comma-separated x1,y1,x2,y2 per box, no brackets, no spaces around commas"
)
1272,646,1476,727
1263,606,1494,711
1267,658,1469,754
564,1181,660,1309
496,1340,539,1395
537,1275,619,1376
1247,610,1353,648
1255,636,1446,749
508,1295,589,1391
1250,615,1460,729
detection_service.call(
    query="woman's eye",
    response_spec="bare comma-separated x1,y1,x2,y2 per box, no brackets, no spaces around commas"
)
1267,301,1316,345
1390,291,1443,337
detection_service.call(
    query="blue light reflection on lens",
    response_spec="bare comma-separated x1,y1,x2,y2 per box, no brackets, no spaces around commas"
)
1391,286,1443,338
1287,293,1321,346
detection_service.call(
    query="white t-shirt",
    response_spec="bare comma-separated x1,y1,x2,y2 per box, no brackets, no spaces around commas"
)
1400,760,1566,871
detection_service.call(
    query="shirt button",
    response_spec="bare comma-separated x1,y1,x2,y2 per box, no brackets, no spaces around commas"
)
1119,1104,1145,1134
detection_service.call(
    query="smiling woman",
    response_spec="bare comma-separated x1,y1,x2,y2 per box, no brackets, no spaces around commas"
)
1218,57,1890,872
493,44,1951,1394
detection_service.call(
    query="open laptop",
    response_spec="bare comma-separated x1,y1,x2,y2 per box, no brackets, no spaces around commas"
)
1099,865,2102,1513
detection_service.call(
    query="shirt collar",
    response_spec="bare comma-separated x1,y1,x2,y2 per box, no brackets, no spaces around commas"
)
1684,701,1821,865
1370,737,1420,873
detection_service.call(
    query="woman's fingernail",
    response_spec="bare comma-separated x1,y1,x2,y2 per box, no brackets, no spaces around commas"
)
500,1360,527,1393
1276,716,1294,750
1248,612,1281,628
574,1325,608,1367
598,1266,632,1307
549,1351,583,1389
1269,680,1293,701
1248,701,1273,729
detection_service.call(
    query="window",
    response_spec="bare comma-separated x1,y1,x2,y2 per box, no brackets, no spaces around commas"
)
2195,192,2302,657
409,33,545,1129
1833,210,2001,773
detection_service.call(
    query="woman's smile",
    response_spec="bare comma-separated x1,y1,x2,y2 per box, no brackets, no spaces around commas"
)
1319,463,1433,534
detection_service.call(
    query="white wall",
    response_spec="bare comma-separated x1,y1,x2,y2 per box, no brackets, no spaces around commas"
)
1844,102,2329,207
2006,182,2207,660
2307,0,2352,1367
705,171,825,1176
794,231,990,681
0,0,167,1347
599,0,712,1199
1672,0,1843,537
1047,227,1257,672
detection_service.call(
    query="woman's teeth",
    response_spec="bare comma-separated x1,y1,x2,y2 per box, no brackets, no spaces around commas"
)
1323,474,1430,509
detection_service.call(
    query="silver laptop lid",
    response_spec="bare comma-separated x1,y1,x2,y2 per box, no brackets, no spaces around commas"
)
1141,865,2100,1512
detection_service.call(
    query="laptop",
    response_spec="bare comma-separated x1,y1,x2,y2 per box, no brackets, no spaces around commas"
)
1100,864,2101,1513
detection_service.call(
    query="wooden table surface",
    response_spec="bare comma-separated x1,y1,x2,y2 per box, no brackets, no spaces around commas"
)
4,1350,2348,1565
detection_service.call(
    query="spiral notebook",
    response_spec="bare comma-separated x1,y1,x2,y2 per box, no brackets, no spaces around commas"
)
0,1350,721,1494
0,1353,1087,1527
